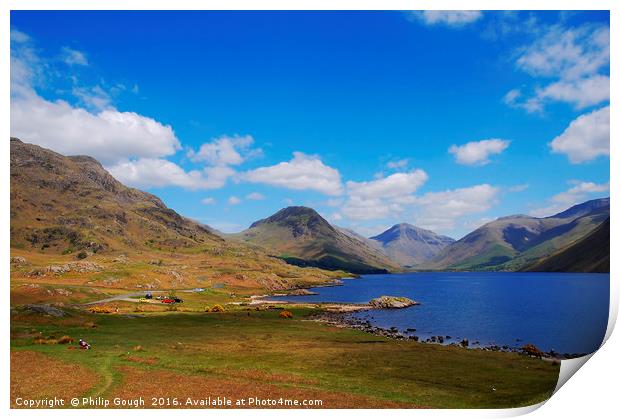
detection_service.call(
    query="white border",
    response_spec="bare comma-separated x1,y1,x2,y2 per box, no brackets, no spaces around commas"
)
1,1,617,419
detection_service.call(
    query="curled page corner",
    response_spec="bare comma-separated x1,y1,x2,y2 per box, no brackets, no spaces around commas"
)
554,300,617,394
554,353,594,393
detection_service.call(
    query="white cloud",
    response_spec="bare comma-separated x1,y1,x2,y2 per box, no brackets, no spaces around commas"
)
502,89,522,105
341,196,403,221
536,75,609,109
201,197,216,205
9,29,242,193
61,47,88,66
409,11,482,27
412,184,500,232
10,29,30,43
448,139,510,166
329,212,343,222
529,181,609,217
550,106,609,163
341,170,428,221
516,25,609,80
107,159,233,190
386,158,409,169
11,94,181,165
346,170,428,200
243,152,343,196
508,23,609,112
10,28,182,168
325,198,344,207
71,85,113,111
228,196,242,205
187,135,262,166
246,192,265,201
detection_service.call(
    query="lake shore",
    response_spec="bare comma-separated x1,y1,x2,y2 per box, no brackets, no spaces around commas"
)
251,285,589,361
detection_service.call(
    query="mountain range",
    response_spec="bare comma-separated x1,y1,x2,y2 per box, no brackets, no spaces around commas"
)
429,198,609,271
11,138,609,276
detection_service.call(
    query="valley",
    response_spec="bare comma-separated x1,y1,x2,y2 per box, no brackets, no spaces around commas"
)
9,138,607,409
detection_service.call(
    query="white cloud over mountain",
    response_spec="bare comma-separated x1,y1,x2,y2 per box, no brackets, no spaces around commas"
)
346,170,428,200
243,152,343,196
187,135,262,166
11,94,181,165
412,184,500,232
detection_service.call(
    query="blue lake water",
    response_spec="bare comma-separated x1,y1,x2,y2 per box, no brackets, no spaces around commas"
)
271,272,609,354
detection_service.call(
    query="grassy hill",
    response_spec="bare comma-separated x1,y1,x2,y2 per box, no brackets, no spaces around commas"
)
232,207,400,274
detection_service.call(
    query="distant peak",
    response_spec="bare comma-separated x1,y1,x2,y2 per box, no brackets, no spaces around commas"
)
249,206,330,229
371,222,454,243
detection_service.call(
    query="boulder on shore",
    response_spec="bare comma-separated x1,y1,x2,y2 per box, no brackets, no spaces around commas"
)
369,296,418,309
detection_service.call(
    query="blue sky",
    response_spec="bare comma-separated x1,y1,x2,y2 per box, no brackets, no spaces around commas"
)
10,11,610,238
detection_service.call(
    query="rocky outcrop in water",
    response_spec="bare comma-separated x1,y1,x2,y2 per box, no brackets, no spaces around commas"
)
369,296,418,309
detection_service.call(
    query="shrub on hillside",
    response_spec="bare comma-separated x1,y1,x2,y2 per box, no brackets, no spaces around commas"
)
279,310,293,319
89,306,113,314
57,335,74,344
521,343,544,358
34,337,58,345
210,304,225,313
76,251,88,260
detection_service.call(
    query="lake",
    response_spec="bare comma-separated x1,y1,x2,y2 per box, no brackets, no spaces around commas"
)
271,272,609,355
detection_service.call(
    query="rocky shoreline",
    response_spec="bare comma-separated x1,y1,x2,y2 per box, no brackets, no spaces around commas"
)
251,287,589,361
308,310,586,360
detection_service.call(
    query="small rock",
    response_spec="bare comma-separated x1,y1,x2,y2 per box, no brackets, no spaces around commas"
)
10,256,27,265
21,304,66,317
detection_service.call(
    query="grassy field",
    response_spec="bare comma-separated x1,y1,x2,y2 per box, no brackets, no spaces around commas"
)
10,298,559,409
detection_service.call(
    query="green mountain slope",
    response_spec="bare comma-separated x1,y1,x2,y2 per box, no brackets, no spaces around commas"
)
430,198,609,271
523,218,610,273
232,207,400,274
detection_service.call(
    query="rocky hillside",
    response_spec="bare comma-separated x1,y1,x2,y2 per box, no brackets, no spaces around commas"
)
429,198,609,271
523,218,610,273
10,138,345,291
232,207,400,274
10,137,222,253
370,223,454,267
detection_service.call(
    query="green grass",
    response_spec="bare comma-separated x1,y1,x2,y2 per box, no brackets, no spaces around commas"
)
11,307,559,408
